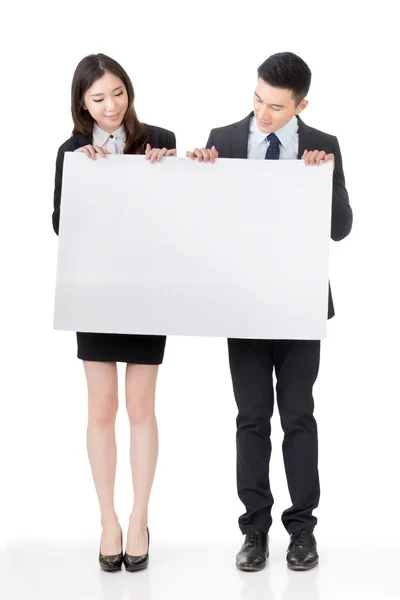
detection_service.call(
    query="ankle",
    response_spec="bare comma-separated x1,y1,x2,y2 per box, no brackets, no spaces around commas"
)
129,512,148,530
101,514,119,528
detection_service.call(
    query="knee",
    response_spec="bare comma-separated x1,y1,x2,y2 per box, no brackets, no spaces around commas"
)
126,394,154,426
280,409,316,434
237,414,272,436
277,384,316,431
88,393,118,427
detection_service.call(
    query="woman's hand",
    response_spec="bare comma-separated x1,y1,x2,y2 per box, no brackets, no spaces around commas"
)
145,144,177,163
74,145,110,159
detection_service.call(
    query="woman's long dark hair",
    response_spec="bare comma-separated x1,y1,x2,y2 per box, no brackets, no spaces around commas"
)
71,53,148,154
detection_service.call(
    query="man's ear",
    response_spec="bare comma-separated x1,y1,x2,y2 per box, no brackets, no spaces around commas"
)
295,98,308,115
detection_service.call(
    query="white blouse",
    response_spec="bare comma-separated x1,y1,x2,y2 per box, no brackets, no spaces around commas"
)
92,123,126,154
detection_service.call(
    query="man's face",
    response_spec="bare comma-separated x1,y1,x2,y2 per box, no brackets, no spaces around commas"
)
253,78,307,133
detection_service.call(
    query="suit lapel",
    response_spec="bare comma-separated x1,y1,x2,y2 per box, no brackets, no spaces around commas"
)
230,114,313,159
77,132,92,146
229,113,252,158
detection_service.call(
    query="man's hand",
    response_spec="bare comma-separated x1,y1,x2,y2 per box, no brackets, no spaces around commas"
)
302,150,334,167
186,146,218,163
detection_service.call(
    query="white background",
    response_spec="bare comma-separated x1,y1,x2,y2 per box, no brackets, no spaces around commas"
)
1,1,399,598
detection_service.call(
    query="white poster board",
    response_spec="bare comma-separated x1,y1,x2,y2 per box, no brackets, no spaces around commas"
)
54,154,332,339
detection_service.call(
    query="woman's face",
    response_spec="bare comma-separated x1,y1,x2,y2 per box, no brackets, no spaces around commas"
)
84,72,129,133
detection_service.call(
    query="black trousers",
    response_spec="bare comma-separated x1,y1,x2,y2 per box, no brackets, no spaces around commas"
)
228,338,321,535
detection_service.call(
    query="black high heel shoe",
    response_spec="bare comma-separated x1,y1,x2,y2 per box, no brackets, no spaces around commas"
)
99,526,123,572
124,527,150,572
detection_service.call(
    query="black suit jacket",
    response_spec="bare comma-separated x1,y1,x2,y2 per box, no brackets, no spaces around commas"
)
52,124,176,235
206,113,353,319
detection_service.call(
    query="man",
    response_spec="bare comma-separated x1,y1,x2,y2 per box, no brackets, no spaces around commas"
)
187,52,352,571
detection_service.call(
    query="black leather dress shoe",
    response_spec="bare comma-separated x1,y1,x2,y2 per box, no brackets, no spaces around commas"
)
124,527,150,572
287,531,319,571
99,528,123,572
236,531,269,571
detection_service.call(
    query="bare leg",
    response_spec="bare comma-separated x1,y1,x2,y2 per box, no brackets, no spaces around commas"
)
84,360,121,555
125,363,159,555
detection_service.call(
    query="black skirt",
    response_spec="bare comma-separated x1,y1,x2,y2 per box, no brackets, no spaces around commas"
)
77,332,166,364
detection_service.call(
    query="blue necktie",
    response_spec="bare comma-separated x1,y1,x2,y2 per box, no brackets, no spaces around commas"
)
265,133,280,160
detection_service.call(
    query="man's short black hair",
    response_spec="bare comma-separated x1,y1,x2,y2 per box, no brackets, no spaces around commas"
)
257,52,312,105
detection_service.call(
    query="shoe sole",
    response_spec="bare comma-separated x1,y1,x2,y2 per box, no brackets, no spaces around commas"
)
236,554,268,572
100,565,122,572
125,563,149,572
236,563,266,572
287,560,318,571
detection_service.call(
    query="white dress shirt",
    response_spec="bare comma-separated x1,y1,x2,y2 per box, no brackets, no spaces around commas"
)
92,123,126,154
247,115,299,160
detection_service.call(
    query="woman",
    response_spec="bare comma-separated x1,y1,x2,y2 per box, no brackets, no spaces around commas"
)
52,53,176,572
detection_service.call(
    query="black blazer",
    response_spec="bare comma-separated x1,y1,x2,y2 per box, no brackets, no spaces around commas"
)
52,124,176,235
206,113,353,319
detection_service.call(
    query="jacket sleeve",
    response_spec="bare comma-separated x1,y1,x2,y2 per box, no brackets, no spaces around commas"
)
167,131,176,151
52,146,64,235
331,137,353,241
